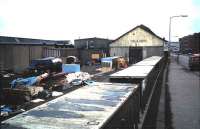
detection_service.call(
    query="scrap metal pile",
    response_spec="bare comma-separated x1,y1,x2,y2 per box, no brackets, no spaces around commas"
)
1,57,91,120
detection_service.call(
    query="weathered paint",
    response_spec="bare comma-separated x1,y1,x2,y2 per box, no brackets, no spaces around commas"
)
109,26,165,61
2,82,138,129
110,28,164,47
109,47,129,59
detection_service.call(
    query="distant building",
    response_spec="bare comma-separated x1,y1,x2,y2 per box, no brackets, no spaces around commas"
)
179,33,200,54
169,42,180,52
110,24,166,64
0,36,74,72
0,36,71,46
74,37,112,49
74,37,113,65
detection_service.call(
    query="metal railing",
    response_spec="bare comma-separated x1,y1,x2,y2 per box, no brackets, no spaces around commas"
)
108,56,167,129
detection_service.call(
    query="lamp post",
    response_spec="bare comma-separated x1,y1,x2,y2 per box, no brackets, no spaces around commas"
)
168,15,188,51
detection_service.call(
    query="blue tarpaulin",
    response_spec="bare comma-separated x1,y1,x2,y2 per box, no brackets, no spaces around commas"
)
1,106,12,113
101,56,120,62
62,64,80,73
11,77,37,88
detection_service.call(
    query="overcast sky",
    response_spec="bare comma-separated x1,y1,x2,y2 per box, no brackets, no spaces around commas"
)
0,0,199,42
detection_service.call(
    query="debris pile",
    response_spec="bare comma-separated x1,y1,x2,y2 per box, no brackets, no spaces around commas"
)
1,57,92,120
65,72,91,83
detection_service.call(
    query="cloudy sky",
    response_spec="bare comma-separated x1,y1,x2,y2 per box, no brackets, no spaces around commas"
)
0,0,199,42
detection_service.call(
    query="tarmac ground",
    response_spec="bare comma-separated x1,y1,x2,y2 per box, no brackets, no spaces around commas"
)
155,57,200,129
166,57,200,129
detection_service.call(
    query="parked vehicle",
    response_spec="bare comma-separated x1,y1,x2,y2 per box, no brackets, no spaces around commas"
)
29,57,63,73
189,53,200,70
66,56,80,64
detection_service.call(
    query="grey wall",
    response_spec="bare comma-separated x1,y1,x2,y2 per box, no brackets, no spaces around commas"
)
43,48,79,64
0,44,107,72
178,55,190,69
0,45,82,72
110,47,129,59
0,45,44,72
110,46,163,64
78,49,107,65
143,46,163,59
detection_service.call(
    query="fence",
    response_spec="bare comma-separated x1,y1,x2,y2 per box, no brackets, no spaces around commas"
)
101,86,140,129
109,56,166,128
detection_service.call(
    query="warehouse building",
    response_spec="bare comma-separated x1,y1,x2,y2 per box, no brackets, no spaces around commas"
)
0,36,74,72
110,24,166,64
74,37,113,65
179,32,200,54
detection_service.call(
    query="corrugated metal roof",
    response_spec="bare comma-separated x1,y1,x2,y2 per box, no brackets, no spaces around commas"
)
0,36,70,45
74,37,113,41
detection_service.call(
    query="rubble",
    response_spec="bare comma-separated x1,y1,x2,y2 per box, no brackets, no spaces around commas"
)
65,72,91,83
1,56,95,121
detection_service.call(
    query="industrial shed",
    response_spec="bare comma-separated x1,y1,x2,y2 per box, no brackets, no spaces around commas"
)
74,37,113,65
0,36,73,72
110,24,166,64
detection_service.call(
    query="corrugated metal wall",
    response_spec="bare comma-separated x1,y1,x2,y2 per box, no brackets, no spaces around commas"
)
0,45,44,72
0,45,107,71
143,46,163,59
110,47,129,58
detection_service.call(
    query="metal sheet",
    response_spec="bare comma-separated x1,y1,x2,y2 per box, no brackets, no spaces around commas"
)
110,65,154,79
2,82,137,129
109,56,161,79
133,56,162,66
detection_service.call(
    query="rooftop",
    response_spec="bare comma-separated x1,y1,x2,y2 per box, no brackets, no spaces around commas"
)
0,36,70,45
112,24,166,43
